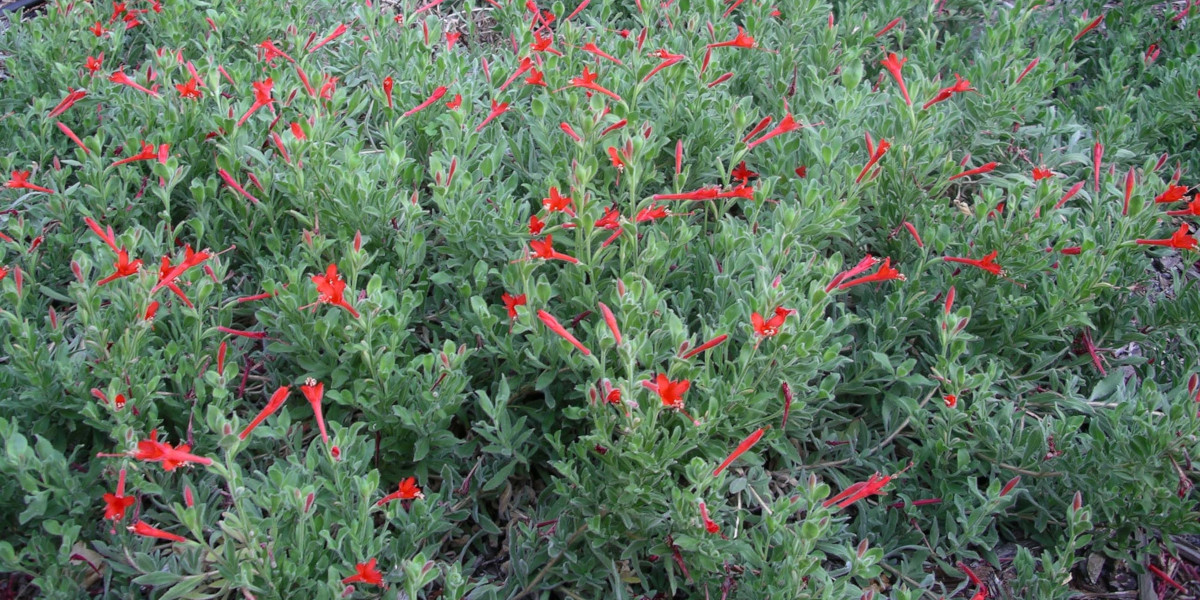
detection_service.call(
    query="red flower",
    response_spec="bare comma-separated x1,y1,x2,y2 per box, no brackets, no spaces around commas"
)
874,17,902,38
1072,13,1104,42
542,187,575,216
855,136,890,184
559,122,582,142
150,244,209,297
581,41,623,65
102,468,135,520
501,292,526,319
1154,185,1189,204
823,472,894,510
598,301,622,345
175,76,203,99
607,146,626,172
528,214,546,235
746,113,806,150
1165,197,1200,217
707,26,756,49
565,66,622,101
403,86,448,117
216,168,261,204
305,264,361,317
446,94,462,109
699,500,720,534
236,78,275,127
713,427,766,476
922,73,975,109
111,141,164,168
948,162,998,181
342,558,384,586
239,385,291,440
1014,57,1039,85
85,54,104,75
1032,167,1053,181
377,477,425,506
643,49,685,83
309,23,348,53
6,170,54,194
85,217,144,286
301,379,332,450
129,521,189,543
103,493,136,520
525,68,547,87
258,38,295,65
731,161,759,183
880,52,911,106
943,250,1004,276
530,31,562,55
121,432,212,471
943,394,958,408
751,307,792,338
1135,224,1197,251
679,334,728,359
536,309,591,355
48,88,87,118
642,373,687,409
109,70,160,97
837,257,906,290
528,236,579,263
1052,181,1086,211
474,99,510,132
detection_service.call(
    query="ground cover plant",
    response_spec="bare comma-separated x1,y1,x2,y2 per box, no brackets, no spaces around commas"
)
0,0,1198,597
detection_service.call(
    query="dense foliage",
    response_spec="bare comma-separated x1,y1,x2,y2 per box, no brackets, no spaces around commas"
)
1,0,1198,597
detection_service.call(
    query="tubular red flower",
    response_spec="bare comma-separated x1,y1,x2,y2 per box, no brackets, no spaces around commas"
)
824,472,893,509
599,119,627,137
537,309,591,355
109,70,160,97
597,301,622,345
236,78,275,126
6,170,54,194
855,137,890,184
713,427,765,477
948,162,998,181
48,88,87,118
309,23,348,53
902,222,923,247
1014,57,1039,85
217,326,267,338
306,264,361,317
707,26,756,49
403,86,448,118
565,66,622,101
746,113,805,150
475,99,510,132
528,235,579,263
827,255,879,292
698,500,720,534
880,53,910,105
874,17,902,38
216,168,262,204
1154,185,1189,204
642,49,685,83
130,521,189,543
707,72,733,87
837,257,905,289
581,42,623,65
922,73,975,110
560,122,582,142
1165,197,1200,217
680,334,727,359
1123,168,1135,215
1135,224,1197,250
943,250,1004,276
1052,181,1086,210
239,385,291,440
1072,14,1104,42
342,558,384,586
1092,142,1104,192
944,286,956,315
301,379,330,446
